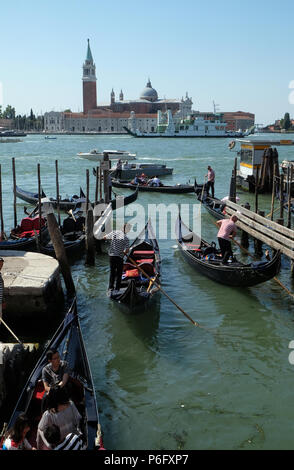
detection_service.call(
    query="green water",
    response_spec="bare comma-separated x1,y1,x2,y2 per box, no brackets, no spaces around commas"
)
1,133,294,450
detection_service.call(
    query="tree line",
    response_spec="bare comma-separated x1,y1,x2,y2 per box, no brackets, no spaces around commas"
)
280,112,292,130
0,105,44,130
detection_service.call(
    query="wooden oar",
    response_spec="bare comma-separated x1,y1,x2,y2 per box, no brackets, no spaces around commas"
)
0,317,23,344
199,176,207,203
125,254,199,326
68,209,76,222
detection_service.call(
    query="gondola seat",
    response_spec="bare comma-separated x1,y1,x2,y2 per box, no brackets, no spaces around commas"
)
137,262,155,277
32,380,45,401
137,258,154,264
132,250,155,260
124,269,140,278
185,244,202,251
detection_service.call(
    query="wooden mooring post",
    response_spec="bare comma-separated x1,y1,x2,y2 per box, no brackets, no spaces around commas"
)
55,160,61,227
287,166,292,229
37,164,42,247
254,210,264,257
12,158,17,228
280,173,284,220
241,202,250,248
270,172,277,221
0,165,4,237
46,211,76,297
103,153,110,203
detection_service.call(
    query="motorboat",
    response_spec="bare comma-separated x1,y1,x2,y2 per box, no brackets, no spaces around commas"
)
93,162,173,179
77,149,136,161
230,138,294,193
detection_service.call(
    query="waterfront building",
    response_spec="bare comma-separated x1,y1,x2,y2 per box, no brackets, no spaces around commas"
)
43,40,254,134
222,111,255,132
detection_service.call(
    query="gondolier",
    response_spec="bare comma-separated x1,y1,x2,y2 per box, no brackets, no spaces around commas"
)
205,165,215,198
216,214,238,264
104,223,131,293
115,159,123,179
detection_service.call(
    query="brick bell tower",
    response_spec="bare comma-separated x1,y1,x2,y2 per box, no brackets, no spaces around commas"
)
82,39,97,114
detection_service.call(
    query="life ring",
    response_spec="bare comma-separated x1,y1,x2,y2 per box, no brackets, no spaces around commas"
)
229,140,236,150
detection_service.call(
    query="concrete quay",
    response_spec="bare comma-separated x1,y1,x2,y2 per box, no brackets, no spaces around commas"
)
1,250,64,325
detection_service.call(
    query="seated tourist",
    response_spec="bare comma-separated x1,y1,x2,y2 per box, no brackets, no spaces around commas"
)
37,386,82,450
43,424,86,450
2,413,36,450
149,176,161,187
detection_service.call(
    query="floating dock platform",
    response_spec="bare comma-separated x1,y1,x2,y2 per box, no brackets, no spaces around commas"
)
1,251,64,326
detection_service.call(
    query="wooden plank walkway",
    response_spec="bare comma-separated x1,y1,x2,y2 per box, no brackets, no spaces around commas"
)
225,200,294,260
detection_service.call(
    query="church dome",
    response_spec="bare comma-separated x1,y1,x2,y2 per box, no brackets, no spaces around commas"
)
140,79,158,102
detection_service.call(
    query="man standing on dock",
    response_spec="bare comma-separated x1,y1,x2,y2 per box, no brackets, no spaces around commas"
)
206,165,215,198
216,214,238,264
104,223,131,294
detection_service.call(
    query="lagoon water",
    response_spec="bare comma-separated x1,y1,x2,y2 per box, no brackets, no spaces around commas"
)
1,133,294,450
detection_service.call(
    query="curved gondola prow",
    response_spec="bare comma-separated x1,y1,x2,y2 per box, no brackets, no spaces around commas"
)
2,295,104,451
110,186,139,210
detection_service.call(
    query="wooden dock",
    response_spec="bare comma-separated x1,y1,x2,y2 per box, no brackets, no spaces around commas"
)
225,200,294,260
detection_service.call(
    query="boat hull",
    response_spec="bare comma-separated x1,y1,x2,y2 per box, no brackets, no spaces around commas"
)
108,220,161,310
15,186,86,212
112,179,198,193
175,215,281,287
1,299,103,450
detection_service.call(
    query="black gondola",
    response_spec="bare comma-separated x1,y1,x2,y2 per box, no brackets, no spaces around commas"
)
111,179,202,194
197,190,227,220
40,214,86,259
109,219,161,309
0,215,49,251
15,186,86,212
0,297,104,451
175,211,281,287
40,232,86,258
110,186,139,210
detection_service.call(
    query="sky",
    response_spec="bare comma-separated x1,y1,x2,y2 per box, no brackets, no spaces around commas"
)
1,0,294,125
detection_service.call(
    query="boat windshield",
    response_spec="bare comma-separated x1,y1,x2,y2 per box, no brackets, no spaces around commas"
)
240,149,253,164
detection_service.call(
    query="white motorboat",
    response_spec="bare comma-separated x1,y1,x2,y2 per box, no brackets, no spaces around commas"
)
77,149,136,161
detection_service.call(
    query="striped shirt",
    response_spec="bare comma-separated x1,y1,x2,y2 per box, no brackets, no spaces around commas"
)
105,230,130,258
54,433,86,450
0,273,3,304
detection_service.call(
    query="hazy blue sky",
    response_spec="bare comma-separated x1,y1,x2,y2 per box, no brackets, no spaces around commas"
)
1,0,294,124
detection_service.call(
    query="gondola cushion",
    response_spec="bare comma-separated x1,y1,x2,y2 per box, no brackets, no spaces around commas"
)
20,217,35,232
32,381,45,400
132,250,155,259
125,269,140,278
32,216,46,230
186,244,201,251
138,259,154,264
19,230,38,238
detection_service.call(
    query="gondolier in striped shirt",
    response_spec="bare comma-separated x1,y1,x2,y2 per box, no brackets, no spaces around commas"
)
0,257,4,319
104,223,131,293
